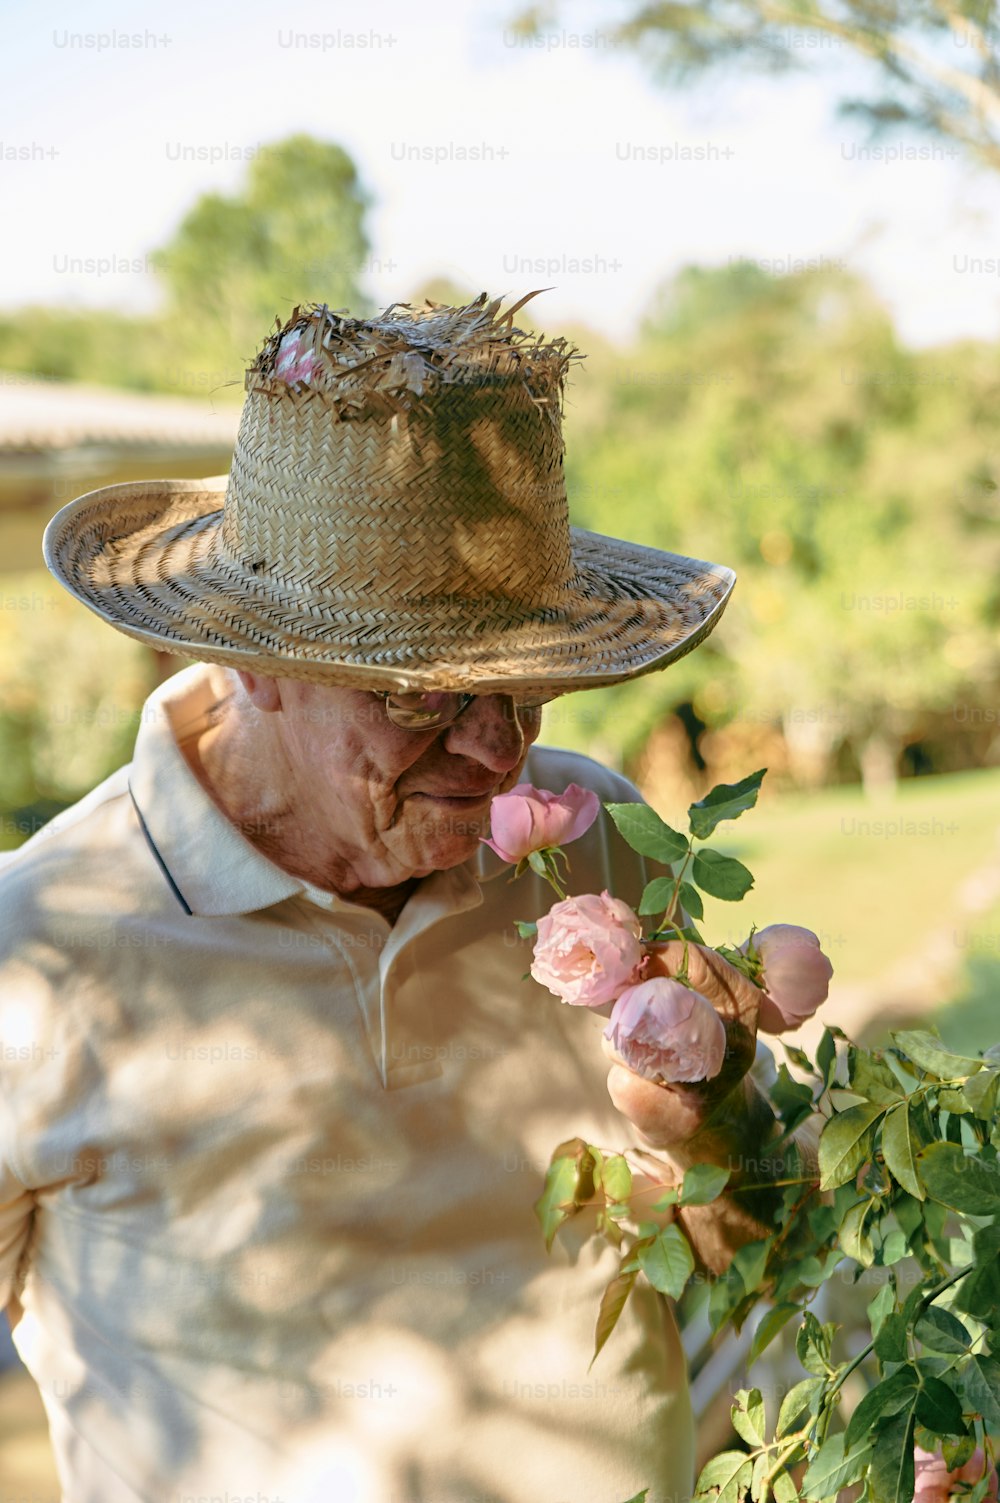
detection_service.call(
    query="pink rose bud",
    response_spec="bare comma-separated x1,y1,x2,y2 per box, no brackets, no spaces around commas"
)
483,783,600,863
914,1446,998,1503
274,328,317,387
603,977,727,1084
530,891,644,1007
743,924,833,1035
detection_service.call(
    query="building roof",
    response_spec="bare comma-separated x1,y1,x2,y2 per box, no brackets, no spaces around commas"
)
0,373,241,453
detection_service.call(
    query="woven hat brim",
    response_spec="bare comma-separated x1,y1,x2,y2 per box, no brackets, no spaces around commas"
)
43,477,736,694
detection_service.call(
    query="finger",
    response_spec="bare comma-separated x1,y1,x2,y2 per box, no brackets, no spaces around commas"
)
605,1061,717,1149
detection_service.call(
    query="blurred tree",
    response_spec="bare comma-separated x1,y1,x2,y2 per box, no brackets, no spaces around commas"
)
152,134,372,374
556,261,1000,794
0,135,372,392
514,1,1000,169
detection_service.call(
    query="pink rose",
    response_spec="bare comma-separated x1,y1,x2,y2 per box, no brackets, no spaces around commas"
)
914,1446,997,1503
483,783,600,863
274,328,317,387
743,924,833,1035
604,977,727,1084
530,891,644,1007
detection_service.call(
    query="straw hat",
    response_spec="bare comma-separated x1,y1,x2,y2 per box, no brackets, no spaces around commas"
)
43,293,735,694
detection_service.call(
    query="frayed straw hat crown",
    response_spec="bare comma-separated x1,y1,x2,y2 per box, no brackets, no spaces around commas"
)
43,293,735,692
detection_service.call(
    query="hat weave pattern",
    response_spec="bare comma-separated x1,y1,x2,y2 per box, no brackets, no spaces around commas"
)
44,294,735,692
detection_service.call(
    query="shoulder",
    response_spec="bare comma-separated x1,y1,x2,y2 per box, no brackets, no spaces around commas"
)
525,743,644,806
0,766,140,948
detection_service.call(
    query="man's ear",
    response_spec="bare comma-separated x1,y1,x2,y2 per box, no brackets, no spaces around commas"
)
234,671,283,713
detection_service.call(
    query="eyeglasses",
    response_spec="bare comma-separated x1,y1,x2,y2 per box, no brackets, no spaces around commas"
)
375,689,557,731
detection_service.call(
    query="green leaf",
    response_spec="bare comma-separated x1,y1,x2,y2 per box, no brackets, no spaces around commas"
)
680,1163,731,1206
816,1027,837,1088
777,1377,824,1437
601,1154,633,1203
695,1451,755,1503
891,1029,984,1079
638,1224,695,1299
750,1451,771,1503
914,1374,965,1435
795,1312,836,1377
844,1368,918,1450
802,1432,873,1499
867,1282,895,1338
606,803,689,864
874,1312,909,1363
914,1306,972,1354
881,1102,925,1200
687,768,767,840
731,1386,767,1448
534,1151,584,1250
964,1067,1000,1119
867,1409,915,1503
958,1350,1000,1426
849,1047,905,1106
772,1471,798,1503
690,847,755,901
917,1141,1000,1214
771,1064,816,1131
591,1260,639,1368
514,918,537,938
526,849,547,877
880,1229,909,1265
818,1101,886,1189
957,1222,1000,1317
748,1302,799,1364
638,876,675,916
732,1237,770,1294
618,1493,649,1503
838,1198,876,1266
677,880,704,920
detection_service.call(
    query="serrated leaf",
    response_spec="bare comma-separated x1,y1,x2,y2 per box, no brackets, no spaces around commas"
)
677,880,704,920
891,1030,984,1079
958,1350,1000,1426
874,1312,909,1363
772,1470,798,1503
534,1151,584,1250
591,1261,639,1367
838,1198,875,1266
606,803,689,864
816,1027,837,1087
732,1237,770,1293
849,1047,905,1106
690,847,755,901
695,1451,755,1503
638,876,675,916
964,1068,1000,1118
881,1101,925,1200
914,1306,972,1354
638,1224,695,1299
802,1432,873,1499
680,1162,731,1206
687,768,767,839
917,1141,1000,1214
867,1408,915,1503
844,1367,918,1450
749,1302,799,1364
777,1377,824,1437
732,1386,767,1447
880,1229,908,1265
867,1281,895,1337
914,1374,965,1434
818,1102,886,1189
601,1154,632,1203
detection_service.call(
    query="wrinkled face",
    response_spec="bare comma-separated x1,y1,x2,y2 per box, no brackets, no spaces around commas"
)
267,679,544,890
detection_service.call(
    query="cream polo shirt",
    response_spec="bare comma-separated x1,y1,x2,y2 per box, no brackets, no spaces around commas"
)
0,664,694,1503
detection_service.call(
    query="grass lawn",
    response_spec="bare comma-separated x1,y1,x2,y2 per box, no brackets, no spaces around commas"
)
684,767,1000,1004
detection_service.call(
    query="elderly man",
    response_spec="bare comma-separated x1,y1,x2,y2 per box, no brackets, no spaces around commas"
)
2,296,788,1503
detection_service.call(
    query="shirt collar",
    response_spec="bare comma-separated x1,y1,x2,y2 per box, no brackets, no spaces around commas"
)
128,663,515,919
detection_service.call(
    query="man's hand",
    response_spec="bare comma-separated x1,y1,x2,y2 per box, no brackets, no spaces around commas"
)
602,939,760,1161
601,941,804,1275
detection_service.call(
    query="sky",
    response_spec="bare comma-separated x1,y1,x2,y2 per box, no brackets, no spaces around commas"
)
3,0,1000,350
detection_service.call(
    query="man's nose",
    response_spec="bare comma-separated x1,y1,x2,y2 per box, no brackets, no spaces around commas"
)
441,695,530,772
